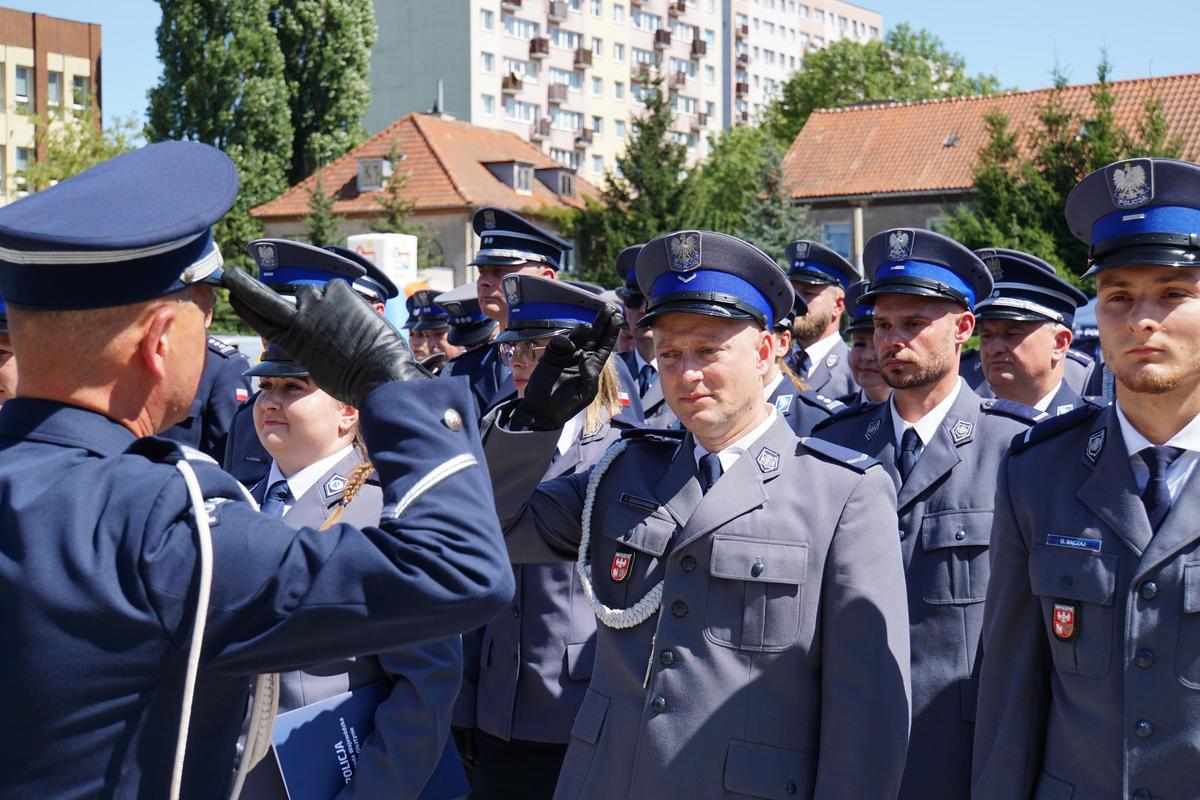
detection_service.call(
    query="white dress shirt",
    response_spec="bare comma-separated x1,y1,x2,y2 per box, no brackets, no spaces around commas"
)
800,332,842,378
1114,402,1200,501
889,378,965,455
555,409,586,457
693,406,779,474
265,444,355,515
1032,380,1065,413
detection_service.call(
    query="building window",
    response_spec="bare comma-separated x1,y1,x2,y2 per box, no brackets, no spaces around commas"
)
480,8,495,30
705,100,715,117
615,120,627,139
591,76,603,96
481,52,495,73
613,42,625,62
591,115,603,134
551,108,583,131
822,223,852,259
515,164,534,194
632,47,656,66
704,28,715,45
15,147,31,190
612,3,625,23
15,66,32,113
503,15,541,40
504,97,541,122
550,148,581,169
504,57,540,82
591,155,604,175
631,10,660,32
569,0,584,11
551,68,583,91
592,37,603,57
481,94,496,116
549,27,582,50
704,64,715,84
591,0,602,16
47,71,64,116
614,80,625,99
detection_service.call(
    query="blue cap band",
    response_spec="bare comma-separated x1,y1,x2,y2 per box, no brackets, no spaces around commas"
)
259,266,359,288
651,269,774,325
1091,204,1200,245
874,259,977,308
789,260,848,287
509,300,598,328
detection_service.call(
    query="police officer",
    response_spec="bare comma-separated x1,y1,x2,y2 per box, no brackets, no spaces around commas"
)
456,207,643,420
408,288,460,373
437,282,500,360
764,294,845,434
221,238,390,487
783,239,860,398
0,297,15,405
0,142,513,799
840,280,890,407
974,158,1200,800
813,227,1044,800
972,247,1091,414
483,230,911,799
161,335,251,460
616,243,675,428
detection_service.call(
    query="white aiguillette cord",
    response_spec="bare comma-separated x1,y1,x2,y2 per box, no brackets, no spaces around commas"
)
171,461,277,800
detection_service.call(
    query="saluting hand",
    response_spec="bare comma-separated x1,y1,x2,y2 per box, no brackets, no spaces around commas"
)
514,303,623,431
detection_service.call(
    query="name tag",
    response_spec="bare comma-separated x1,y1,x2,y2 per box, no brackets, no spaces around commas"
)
1046,534,1101,553
620,493,659,513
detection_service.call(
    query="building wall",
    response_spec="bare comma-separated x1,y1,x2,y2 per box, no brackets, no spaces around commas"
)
804,193,964,265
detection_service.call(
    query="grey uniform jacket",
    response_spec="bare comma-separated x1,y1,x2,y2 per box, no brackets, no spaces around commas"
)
484,413,912,800
796,337,858,399
974,403,1200,800
462,404,624,744
962,348,1096,401
813,385,1038,800
243,451,462,800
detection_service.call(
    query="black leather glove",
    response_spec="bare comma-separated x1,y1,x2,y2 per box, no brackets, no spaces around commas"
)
419,351,448,375
452,726,479,771
511,303,623,431
224,266,427,407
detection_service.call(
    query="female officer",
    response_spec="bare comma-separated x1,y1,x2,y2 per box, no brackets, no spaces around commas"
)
239,344,462,800
461,275,629,800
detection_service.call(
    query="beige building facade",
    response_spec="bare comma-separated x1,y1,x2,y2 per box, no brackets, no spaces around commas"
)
0,8,101,204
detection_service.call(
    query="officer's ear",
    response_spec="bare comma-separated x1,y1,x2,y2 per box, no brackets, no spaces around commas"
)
1052,325,1073,359
953,310,975,345
756,324,775,375
138,303,180,381
337,402,360,437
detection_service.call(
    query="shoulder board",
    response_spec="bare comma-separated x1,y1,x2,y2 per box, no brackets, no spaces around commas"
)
620,426,687,445
980,397,1049,425
1010,402,1104,455
125,436,218,465
796,390,846,414
799,437,878,473
1065,348,1095,367
207,337,239,358
811,400,876,433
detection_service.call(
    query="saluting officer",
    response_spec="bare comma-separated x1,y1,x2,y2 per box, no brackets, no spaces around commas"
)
483,230,911,799
436,282,500,362
972,247,1090,414
783,240,860,398
408,289,461,373
840,280,891,407
0,142,513,799
0,296,15,405
974,158,1200,800
813,228,1044,800
764,294,846,434
616,244,675,428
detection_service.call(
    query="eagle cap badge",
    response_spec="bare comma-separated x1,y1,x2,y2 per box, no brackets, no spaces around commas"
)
503,275,522,308
483,208,497,229
887,229,913,262
1110,159,1153,209
667,231,702,272
256,244,277,270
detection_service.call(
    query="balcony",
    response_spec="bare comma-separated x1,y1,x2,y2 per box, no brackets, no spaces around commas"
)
736,52,750,66
737,23,748,38
739,110,749,125
690,39,707,58
735,81,749,96
654,29,671,48
668,0,686,16
574,47,593,68
671,71,687,88
530,117,551,141
697,111,708,127
501,73,524,95
548,83,569,105
632,63,655,83
575,128,593,148
530,37,550,59
501,0,521,9
548,0,568,22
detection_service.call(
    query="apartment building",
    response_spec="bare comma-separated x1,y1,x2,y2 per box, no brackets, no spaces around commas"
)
728,0,880,125
0,8,101,204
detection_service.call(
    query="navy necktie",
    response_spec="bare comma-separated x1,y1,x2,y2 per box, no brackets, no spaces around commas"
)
897,427,921,482
1140,446,1183,531
698,453,724,494
261,479,292,518
638,363,656,396
797,349,812,375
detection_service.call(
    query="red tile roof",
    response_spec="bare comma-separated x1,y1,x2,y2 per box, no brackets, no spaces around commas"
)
252,113,595,220
783,72,1200,201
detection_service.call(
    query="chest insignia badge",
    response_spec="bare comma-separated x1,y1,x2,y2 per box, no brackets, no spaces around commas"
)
1086,429,1106,463
756,447,781,473
951,419,974,444
1053,601,1078,641
865,419,881,441
611,551,634,582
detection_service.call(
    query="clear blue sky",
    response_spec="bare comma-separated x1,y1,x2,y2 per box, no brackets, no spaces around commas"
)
18,0,1200,129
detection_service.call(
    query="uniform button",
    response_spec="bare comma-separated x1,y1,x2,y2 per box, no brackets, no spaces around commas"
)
955,529,966,541
1135,649,1154,669
751,561,765,578
1132,790,1152,800
1140,581,1159,600
786,780,798,796
1060,575,1074,590
681,555,697,572
671,600,689,618
442,408,463,431
650,695,667,713
1135,719,1153,738
660,649,675,666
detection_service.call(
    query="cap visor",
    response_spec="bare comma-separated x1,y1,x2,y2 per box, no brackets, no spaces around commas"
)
637,300,761,329
469,254,527,267
1083,244,1200,278
493,325,574,344
448,321,498,348
859,282,968,308
245,359,309,378
974,306,1055,323
412,320,450,332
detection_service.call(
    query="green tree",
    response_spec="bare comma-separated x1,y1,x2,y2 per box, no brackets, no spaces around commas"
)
735,140,818,263
368,146,438,267
571,78,692,282
25,109,141,191
148,0,294,332
270,0,377,184
941,57,1186,285
304,174,343,246
765,23,1004,145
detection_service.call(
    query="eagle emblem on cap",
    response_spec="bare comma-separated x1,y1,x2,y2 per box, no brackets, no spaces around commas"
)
503,275,521,308
667,232,702,272
483,208,497,229
984,255,1003,279
887,230,912,262
790,241,810,265
443,302,463,316
256,244,277,270
1111,161,1151,208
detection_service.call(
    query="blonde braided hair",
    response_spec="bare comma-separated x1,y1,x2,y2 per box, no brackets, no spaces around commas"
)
317,439,375,531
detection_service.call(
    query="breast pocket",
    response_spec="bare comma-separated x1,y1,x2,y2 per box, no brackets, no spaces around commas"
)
1176,561,1200,689
920,509,993,605
705,536,807,652
593,511,675,609
1028,548,1118,679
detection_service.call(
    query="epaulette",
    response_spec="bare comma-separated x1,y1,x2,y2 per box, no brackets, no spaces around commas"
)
1065,348,1095,367
125,436,218,465
1010,401,1104,454
799,437,879,473
620,426,687,445
797,390,845,415
811,400,876,433
207,337,239,358
980,397,1050,425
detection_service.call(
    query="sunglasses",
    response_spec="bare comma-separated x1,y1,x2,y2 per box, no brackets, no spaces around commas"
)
497,340,550,366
